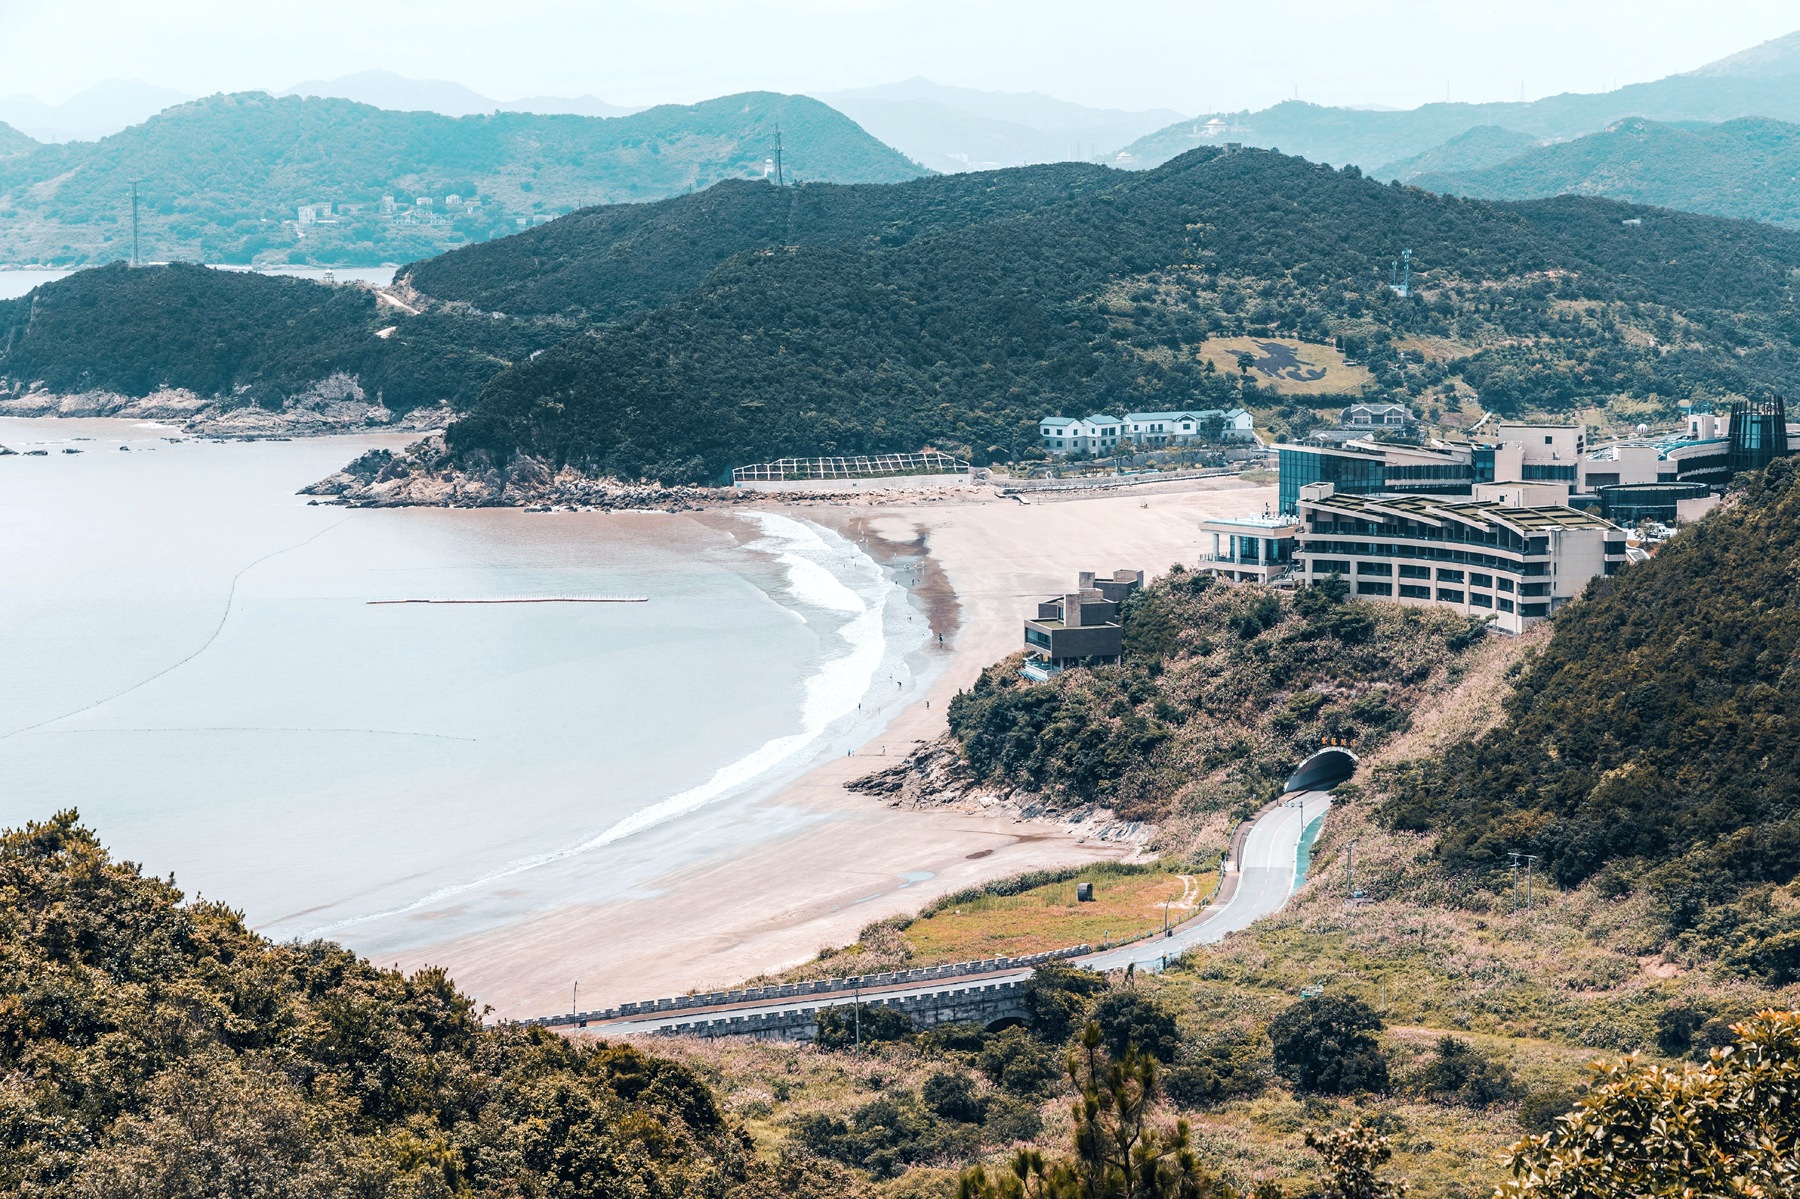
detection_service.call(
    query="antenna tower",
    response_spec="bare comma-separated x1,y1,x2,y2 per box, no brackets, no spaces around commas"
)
774,130,784,187
131,180,141,268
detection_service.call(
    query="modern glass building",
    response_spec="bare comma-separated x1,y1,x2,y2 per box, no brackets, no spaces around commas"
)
1276,445,1385,514
1727,397,1791,474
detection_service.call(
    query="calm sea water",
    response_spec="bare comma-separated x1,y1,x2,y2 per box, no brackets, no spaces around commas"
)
0,417,929,956
0,265,398,300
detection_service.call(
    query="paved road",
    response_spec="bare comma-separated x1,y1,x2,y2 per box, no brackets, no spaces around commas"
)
561,791,1330,1037
1078,790,1331,974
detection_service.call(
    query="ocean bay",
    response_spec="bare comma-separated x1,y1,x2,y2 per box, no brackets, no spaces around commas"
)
0,416,929,964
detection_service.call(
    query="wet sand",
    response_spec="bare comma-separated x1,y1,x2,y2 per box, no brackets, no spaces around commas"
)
408,477,1278,1019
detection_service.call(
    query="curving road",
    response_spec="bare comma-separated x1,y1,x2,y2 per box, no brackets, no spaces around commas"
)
1078,790,1331,974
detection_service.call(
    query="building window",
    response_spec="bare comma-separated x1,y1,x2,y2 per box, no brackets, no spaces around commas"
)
1470,592,1493,608
1497,598,1515,613
1437,569,1465,583
1398,584,1431,599
1437,588,1464,603
1399,564,1431,579
1025,628,1051,648
1521,603,1550,617
1470,573,1493,589
1357,562,1392,576
1497,577,1515,593
1520,582,1551,597
1357,582,1393,596
1313,560,1351,574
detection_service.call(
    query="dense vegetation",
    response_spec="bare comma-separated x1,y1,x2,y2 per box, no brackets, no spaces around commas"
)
0,90,922,266
445,145,1800,481
0,119,34,157
402,168,1114,321
0,263,556,412
0,810,845,1198
1414,116,1800,229
1381,459,1800,927
944,568,1486,822
14,145,1800,465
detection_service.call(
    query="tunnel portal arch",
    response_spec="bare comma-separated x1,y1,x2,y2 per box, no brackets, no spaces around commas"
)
1283,747,1358,793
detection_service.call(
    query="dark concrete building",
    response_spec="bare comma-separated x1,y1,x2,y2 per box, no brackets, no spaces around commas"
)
1022,570,1143,676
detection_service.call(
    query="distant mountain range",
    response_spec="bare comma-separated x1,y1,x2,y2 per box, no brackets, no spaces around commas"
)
1119,28,1800,173
1404,117,1800,229
813,77,1180,173
0,79,193,143
0,91,924,266
279,70,644,119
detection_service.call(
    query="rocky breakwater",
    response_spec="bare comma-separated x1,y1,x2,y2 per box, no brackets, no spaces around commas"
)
301,433,758,511
0,374,452,438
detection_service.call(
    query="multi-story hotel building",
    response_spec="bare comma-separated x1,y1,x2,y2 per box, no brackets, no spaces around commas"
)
1293,483,1628,633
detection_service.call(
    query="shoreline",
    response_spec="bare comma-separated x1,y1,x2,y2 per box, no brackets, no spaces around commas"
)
400,475,1279,1020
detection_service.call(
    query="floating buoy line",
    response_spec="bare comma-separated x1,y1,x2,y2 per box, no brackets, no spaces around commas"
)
367,597,648,605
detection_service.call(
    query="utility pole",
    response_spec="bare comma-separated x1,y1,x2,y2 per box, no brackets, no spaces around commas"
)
853,982,861,1056
1347,839,1358,899
774,129,784,187
571,980,578,1018
1508,852,1522,914
130,179,141,268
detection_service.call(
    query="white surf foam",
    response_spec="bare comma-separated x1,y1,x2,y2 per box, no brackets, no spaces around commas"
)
296,513,907,939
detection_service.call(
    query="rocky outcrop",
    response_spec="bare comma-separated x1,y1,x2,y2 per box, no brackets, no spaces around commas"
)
300,433,758,511
851,737,1154,849
0,375,455,438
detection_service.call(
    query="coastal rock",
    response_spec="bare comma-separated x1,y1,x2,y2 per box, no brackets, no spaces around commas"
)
849,736,1155,851
0,373,450,439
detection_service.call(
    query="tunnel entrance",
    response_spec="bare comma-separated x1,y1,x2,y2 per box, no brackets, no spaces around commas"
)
1283,747,1357,793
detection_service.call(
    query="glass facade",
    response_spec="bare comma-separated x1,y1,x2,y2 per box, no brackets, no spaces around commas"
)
1597,482,1710,525
1277,447,1385,514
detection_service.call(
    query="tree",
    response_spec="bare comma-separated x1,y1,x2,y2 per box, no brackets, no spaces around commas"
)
815,1001,914,1050
958,1023,1231,1199
1235,351,1258,376
1268,996,1389,1095
1093,991,1182,1064
1304,1121,1408,1199
1409,1036,1519,1107
1501,1009,1800,1198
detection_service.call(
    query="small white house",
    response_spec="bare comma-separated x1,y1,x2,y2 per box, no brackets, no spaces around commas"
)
1117,408,1256,447
1039,414,1125,454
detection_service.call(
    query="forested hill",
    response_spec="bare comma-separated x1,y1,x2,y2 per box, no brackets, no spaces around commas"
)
402,166,1115,321
0,90,924,266
1381,458,1800,911
443,145,1800,482
0,812,826,1197
0,119,33,157
1412,117,1800,229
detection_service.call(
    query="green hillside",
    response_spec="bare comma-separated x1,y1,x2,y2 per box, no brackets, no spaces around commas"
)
1119,28,1800,172
1375,125,1540,182
403,166,1114,322
0,262,557,411
0,811,827,1197
1413,117,1800,228
443,146,1800,482
1381,458,1800,921
0,90,925,267
0,119,34,157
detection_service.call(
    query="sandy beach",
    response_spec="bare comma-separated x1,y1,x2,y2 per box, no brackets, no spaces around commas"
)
410,475,1278,1020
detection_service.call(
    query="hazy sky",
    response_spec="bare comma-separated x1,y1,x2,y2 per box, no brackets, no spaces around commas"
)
2,0,1797,113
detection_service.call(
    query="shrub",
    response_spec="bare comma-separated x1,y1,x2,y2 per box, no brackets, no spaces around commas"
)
814,1002,915,1050
977,1026,1064,1096
1163,1033,1268,1108
1518,1088,1578,1135
1268,995,1389,1095
1409,1036,1519,1107
921,1071,985,1124
1023,964,1107,1043
1093,990,1181,1064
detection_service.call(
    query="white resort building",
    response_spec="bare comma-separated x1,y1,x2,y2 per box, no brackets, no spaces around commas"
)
1039,408,1254,454
1292,483,1628,633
